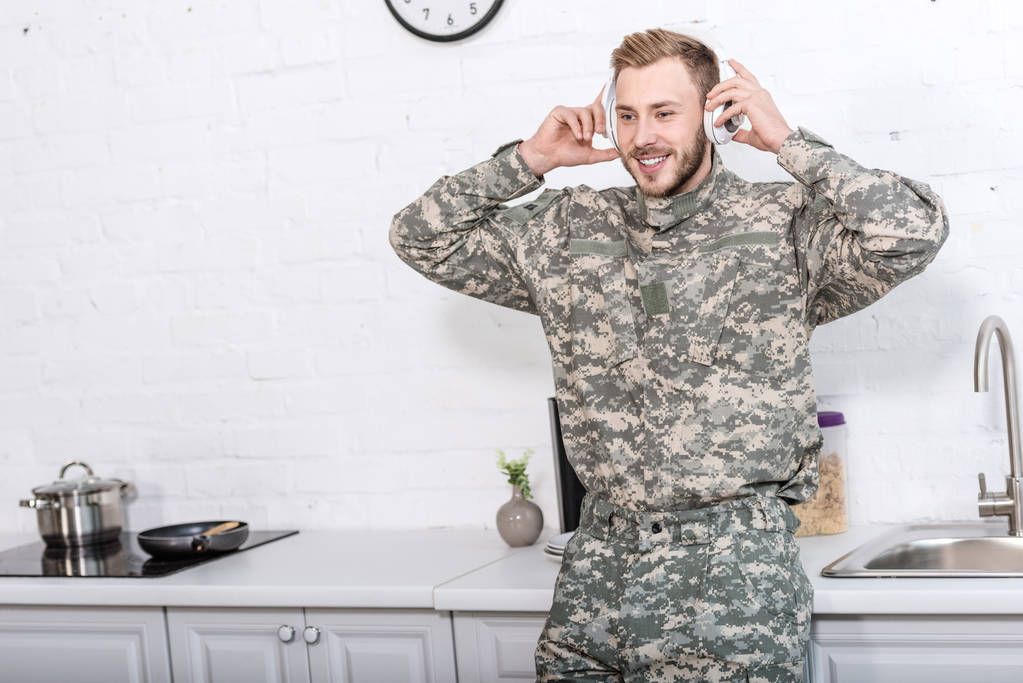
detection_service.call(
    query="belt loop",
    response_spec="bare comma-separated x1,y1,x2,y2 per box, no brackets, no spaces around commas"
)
752,496,769,531
707,509,722,540
580,493,595,534
590,495,614,539
696,515,713,545
579,492,591,526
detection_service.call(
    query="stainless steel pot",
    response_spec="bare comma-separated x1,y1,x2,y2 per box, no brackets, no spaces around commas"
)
19,461,136,548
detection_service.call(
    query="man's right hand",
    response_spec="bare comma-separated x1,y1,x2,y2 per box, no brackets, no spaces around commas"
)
517,85,621,178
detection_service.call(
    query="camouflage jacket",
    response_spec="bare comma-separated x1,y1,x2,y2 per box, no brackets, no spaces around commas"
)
389,127,949,510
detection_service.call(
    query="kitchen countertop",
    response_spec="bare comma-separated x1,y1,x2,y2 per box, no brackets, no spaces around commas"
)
0,529,518,608
4,524,1023,614
434,523,1023,615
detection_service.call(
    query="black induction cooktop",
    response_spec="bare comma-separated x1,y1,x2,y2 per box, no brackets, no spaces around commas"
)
0,529,298,578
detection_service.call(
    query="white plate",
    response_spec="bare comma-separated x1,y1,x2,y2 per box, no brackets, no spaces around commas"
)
545,531,575,552
543,547,564,563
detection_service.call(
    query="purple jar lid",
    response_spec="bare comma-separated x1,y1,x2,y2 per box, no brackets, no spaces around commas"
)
817,411,845,428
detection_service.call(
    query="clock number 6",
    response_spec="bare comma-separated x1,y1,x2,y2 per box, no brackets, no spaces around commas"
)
447,13,453,25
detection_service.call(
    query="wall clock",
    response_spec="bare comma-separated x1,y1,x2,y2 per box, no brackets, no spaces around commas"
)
384,0,504,42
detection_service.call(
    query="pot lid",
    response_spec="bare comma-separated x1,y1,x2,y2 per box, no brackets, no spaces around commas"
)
32,461,126,496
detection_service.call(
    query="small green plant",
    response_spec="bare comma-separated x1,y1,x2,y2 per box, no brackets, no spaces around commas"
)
496,448,535,500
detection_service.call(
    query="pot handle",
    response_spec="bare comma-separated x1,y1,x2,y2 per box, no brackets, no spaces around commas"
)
59,461,94,479
19,498,52,510
119,481,137,499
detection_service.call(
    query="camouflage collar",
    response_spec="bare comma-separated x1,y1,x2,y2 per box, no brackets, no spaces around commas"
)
635,146,726,232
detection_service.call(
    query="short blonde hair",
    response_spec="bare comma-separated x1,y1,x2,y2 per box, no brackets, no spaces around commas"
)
610,29,719,102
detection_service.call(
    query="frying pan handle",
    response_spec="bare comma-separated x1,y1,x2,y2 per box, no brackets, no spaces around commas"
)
190,522,242,551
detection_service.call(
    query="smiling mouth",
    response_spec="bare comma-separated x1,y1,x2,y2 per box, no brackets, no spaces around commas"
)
634,153,669,174
638,155,668,166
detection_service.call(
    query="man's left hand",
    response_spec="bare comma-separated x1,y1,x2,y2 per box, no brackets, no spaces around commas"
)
704,59,793,154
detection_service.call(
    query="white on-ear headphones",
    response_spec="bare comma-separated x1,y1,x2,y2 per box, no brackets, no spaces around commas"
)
601,55,746,151
704,59,747,145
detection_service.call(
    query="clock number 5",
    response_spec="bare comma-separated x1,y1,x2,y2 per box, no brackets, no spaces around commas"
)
470,2,477,14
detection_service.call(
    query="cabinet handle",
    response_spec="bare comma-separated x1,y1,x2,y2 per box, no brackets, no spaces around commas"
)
277,625,296,643
303,626,321,645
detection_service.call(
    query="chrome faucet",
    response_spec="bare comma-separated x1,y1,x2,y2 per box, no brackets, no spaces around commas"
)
974,314,1023,536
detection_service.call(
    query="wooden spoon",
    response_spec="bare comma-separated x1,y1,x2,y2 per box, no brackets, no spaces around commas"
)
204,521,241,536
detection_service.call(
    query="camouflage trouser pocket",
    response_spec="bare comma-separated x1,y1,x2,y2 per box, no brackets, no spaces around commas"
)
696,528,813,669
537,529,627,678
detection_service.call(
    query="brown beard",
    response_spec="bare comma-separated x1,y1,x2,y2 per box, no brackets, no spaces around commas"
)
628,133,708,199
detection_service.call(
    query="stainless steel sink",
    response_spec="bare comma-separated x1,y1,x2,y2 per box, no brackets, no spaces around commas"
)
823,316,1023,577
821,523,1023,577
822,316,1023,578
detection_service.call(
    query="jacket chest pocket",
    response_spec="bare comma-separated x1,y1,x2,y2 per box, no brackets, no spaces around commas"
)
642,250,741,369
715,257,807,378
566,249,639,377
643,247,808,380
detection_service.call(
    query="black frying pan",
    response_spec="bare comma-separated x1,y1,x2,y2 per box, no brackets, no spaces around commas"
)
138,520,249,559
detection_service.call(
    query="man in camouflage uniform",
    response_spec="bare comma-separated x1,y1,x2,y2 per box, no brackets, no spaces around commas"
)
390,29,948,682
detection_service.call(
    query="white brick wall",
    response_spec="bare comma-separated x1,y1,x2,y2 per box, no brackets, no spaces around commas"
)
2,0,1020,538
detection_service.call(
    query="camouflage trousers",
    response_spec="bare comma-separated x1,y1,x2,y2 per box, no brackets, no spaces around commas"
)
535,492,813,682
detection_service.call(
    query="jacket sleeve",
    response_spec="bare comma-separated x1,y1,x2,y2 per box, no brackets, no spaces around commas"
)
777,127,950,331
389,139,553,315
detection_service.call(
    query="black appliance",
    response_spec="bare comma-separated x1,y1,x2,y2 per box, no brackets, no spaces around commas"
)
0,529,298,578
548,396,587,533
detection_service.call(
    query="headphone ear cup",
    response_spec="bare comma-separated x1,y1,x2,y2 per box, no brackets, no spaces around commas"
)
706,106,747,145
704,59,747,145
704,102,737,145
703,105,721,144
602,74,619,152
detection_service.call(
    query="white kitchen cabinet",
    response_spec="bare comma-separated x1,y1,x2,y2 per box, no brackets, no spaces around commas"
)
167,607,456,683
453,612,807,682
305,608,457,683
167,607,310,683
809,615,1023,683
0,605,171,683
452,611,546,682
9,528,1023,683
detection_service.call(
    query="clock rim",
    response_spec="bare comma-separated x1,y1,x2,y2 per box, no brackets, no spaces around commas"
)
383,0,504,43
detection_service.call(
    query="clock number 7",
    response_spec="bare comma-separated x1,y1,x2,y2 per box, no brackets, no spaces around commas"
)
422,7,429,19
469,2,477,13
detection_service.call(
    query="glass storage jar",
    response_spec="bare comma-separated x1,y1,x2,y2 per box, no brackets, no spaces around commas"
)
792,411,848,536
